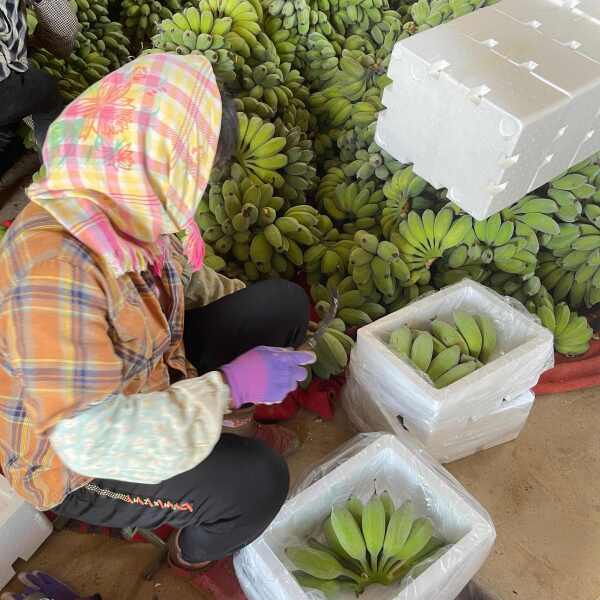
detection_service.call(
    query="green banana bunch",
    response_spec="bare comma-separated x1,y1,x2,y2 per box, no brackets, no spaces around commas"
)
198,164,323,280
433,261,491,288
528,288,593,356
203,243,227,272
321,180,384,234
279,95,313,134
471,212,540,277
328,0,399,39
341,122,401,182
340,11,404,56
311,275,387,327
275,121,318,204
389,310,497,386
390,208,473,283
308,318,355,380
380,166,429,239
233,112,289,188
489,271,542,304
303,31,341,90
70,0,110,30
266,0,312,35
287,490,443,595
410,0,452,28
197,0,261,50
348,230,412,305
238,61,294,116
535,250,588,308
406,0,498,33
233,96,274,120
121,0,179,43
501,195,560,237
151,9,236,80
305,236,355,287
263,16,303,64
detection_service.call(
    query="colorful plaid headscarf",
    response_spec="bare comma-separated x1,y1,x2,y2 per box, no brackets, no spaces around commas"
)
27,53,222,277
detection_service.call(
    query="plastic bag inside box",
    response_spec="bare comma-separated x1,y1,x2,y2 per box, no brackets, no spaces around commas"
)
342,367,535,463
234,433,495,600
352,280,553,427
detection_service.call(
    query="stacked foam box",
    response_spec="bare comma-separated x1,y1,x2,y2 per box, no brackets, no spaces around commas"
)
342,280,555,463
1,475,53,588
376,0,600,219
235,433,496,600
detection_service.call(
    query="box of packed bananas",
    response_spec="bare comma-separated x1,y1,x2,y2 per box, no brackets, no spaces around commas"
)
342,279,553,461
234,433,495,600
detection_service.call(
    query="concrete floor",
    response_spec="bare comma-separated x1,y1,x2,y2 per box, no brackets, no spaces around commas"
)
2,388,600,600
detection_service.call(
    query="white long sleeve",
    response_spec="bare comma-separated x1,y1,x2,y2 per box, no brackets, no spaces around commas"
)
50,372,231,483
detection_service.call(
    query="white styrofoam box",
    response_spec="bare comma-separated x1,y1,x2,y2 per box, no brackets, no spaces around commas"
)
349,279,554,428
376,0,600,219
1,475,53,588
343,361,536,463
403,391,535,463
234,433,496,600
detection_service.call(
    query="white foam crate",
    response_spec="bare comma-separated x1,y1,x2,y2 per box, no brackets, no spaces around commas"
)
376,0,600,219
404,390,535,463
234,433,496,600
343,371,535,463
0,475,53,588
349,279,553,428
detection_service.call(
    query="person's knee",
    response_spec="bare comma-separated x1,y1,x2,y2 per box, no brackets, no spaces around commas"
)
233,436,289,517
259,279,310,329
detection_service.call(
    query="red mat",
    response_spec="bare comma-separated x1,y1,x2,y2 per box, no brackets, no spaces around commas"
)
534,339,600,395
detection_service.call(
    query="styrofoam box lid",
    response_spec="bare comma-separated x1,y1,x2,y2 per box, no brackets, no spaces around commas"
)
376,0,600,219
352,280,554,426
235,434,495,600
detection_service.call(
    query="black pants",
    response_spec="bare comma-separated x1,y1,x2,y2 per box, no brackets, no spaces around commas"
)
54,280,310,562
0,67,63,156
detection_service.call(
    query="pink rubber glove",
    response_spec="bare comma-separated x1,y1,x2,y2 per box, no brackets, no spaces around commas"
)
221,346,316,409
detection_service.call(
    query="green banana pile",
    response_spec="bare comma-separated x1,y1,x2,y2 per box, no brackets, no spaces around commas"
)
31,20,131,101
26,0,599,361
536,161,600,311
286,491,444,596
70,0,110,31
389,311,498,388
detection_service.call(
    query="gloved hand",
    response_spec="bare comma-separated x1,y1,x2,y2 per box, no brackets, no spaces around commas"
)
221,346,316,409
0,571,100,600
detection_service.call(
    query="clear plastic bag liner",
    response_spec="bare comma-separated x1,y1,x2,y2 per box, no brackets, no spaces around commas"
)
234,433,495,600
352,279,553,427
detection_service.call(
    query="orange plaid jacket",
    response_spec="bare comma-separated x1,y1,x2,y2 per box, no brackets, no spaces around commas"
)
0,203,201,509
